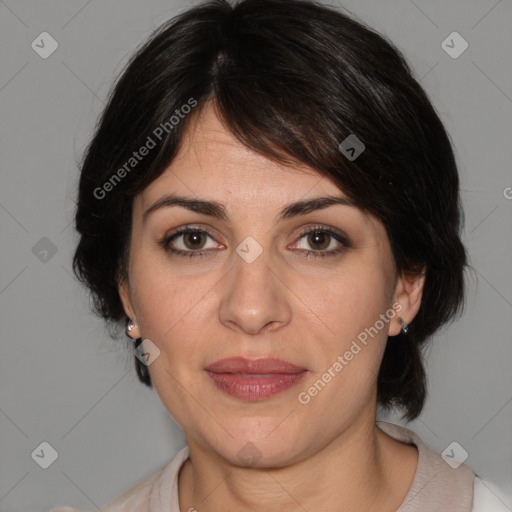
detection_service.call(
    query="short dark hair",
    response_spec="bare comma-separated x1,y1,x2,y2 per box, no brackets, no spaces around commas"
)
72,0,469,421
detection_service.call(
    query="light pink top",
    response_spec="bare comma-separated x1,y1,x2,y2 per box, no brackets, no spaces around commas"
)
50,421,508,512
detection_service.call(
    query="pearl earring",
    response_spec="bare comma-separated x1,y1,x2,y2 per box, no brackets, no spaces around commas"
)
125,318,138,339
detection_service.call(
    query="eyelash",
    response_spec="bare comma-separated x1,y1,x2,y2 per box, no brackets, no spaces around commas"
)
158,224,351,260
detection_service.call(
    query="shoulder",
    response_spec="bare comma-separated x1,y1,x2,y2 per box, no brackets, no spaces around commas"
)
376,421,511,512
48,468,162,512
377,421,475,509
50,508,83,512
48,469,159,512
49,446,190,512
472,477,511,512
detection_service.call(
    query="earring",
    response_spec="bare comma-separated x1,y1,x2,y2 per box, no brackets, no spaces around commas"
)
398,317,409,334
125,318,138,339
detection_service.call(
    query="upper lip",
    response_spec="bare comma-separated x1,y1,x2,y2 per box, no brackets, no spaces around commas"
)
204,357,307,374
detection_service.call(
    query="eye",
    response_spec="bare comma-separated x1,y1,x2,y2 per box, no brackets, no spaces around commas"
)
290,225,351,258
159,224,351,259
159,226,223,259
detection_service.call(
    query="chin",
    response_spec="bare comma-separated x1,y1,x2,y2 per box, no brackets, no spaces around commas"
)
205,424,307,469
220,441,302,469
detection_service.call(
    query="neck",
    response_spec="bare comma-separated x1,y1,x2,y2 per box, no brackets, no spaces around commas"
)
178,413,418,512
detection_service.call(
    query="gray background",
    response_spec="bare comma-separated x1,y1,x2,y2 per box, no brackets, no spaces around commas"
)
0,0,511,510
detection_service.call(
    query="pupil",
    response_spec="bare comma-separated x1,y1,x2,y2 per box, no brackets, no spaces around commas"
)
309,231,329,250
185,232,204,249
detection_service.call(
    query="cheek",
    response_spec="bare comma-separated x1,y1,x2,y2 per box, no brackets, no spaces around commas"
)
298,321,387,426
299,269,391,396
135,281,196,342
300,265,391,342
129,249,182,327
129,259,218,360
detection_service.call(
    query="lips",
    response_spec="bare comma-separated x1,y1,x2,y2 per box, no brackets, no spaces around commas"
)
204,357,308,400
205,356,306,374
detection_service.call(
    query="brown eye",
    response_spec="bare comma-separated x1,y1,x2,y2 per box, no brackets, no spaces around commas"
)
182,231,207,250
291,225,351,259
159,226,223,258
307,231,331,251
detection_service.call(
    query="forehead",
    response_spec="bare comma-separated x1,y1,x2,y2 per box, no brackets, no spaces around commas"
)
133,103,385,245
139,103,348,208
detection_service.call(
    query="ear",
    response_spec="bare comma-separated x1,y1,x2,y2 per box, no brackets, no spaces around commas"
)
388,267,426,336
118,278,141,339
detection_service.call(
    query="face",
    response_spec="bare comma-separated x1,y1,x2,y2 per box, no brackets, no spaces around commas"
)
119,102,423,467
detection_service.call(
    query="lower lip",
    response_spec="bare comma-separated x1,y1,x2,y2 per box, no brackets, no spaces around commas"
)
204,370,307,400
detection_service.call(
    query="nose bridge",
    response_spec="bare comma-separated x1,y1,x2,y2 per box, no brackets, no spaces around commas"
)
234,237,272,292
218,235,291,334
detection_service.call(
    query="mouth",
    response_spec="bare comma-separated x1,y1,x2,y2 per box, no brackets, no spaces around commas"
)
204,357,308,401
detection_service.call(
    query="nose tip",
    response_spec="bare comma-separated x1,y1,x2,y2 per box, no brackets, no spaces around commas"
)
218,244,292,336
227,317,283,336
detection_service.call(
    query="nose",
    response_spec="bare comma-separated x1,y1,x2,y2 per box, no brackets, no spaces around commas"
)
218,242,292,335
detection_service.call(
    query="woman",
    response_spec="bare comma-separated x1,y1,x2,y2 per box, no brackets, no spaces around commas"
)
54,0,507,510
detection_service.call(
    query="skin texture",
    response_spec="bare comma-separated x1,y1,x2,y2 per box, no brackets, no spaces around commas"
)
119,101,426,511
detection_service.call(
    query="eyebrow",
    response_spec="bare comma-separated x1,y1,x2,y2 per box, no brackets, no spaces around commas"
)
142,193,357,224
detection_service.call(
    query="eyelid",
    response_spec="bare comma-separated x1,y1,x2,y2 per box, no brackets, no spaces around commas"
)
159,223,351,257
293,224,351,247
162,224,224,250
